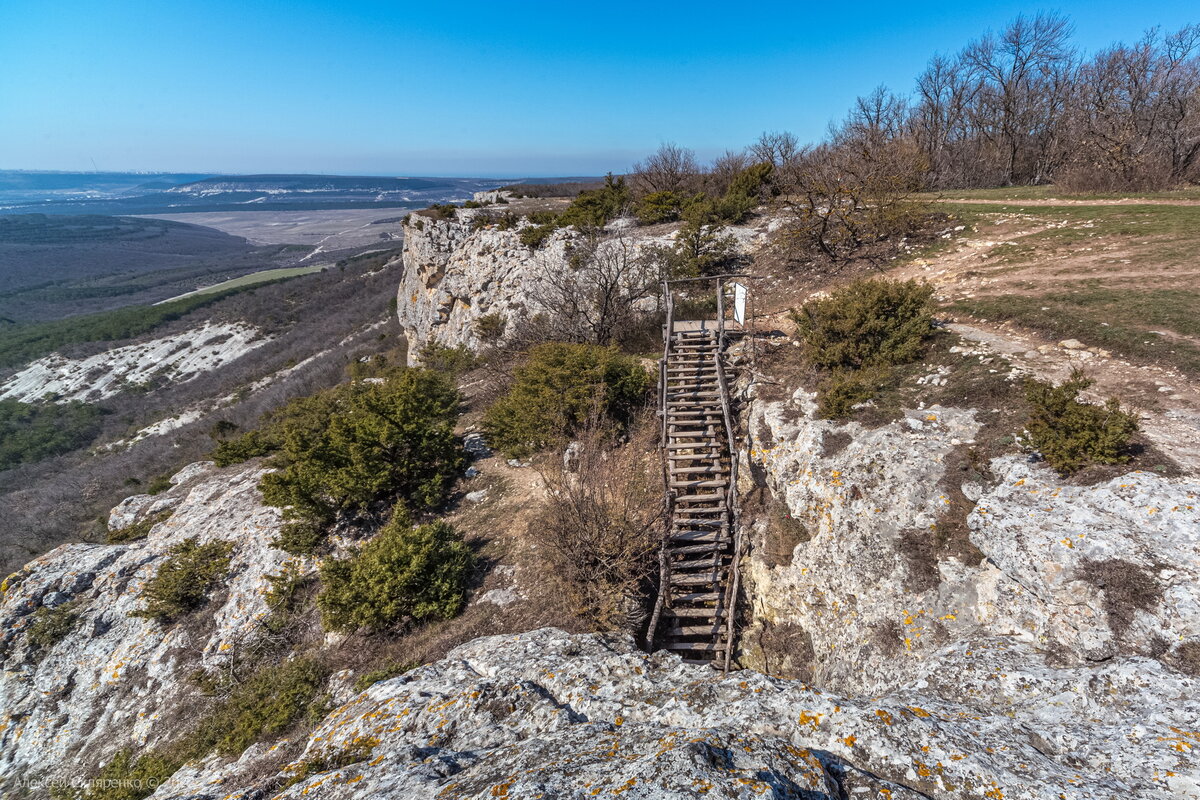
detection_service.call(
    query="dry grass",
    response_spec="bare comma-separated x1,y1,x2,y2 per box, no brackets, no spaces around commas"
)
1078,558,1163,640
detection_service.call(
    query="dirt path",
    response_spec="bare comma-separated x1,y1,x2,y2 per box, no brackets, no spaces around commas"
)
935,197,1200,206
886,215,1200,471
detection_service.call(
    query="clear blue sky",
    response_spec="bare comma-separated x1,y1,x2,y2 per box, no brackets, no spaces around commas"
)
1,0,1196,177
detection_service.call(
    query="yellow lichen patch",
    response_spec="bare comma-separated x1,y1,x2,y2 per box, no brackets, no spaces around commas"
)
614,716,624,727
908,707,931,718
843,735,856,748
797,711,822,728
984,787,1004,800
490,777,516,797
613,778,638,794
875,709,894,725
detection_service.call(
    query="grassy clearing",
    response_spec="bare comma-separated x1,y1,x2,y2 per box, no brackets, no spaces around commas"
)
942,202,1200,275
920,186,1200,202
160,265,324,303
953,288,1200,377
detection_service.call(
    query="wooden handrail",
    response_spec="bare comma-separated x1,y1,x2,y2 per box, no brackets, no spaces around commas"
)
645,281,675,649
712,348,742,672
663,273,761,285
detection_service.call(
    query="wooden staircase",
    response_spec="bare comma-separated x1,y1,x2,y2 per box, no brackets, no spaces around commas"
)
646,320,743,669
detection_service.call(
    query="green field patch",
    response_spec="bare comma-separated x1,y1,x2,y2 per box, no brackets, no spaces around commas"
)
953,287,1200,377
161,265,324,302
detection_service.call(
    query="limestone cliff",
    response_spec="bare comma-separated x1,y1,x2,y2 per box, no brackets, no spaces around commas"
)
0,462,301,794
395,212,766,361
4,210,1200,799
395,212,578,360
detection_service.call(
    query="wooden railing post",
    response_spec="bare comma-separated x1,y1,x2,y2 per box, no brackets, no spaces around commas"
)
646,281,675,650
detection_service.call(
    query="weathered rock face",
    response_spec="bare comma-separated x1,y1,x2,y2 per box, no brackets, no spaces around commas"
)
747,385,1200,694
396,213,578,361
0,462,298,792
152,627,1197,799
0,321,267,403
396,213,768,363
741,376,1200,798
471,189,513,204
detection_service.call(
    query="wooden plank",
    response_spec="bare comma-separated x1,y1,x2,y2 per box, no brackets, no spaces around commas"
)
674,492,725,502
666,606,727,618
669,542,728,556
666,642,726,653
670,591,721,603
670,572,723,586
672,553,729,567
667,623,720,633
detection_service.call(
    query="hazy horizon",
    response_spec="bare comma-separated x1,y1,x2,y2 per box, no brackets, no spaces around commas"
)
3,0,1197,175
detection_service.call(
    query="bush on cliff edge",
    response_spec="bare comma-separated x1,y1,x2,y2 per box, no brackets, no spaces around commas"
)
1024,369,1139,475
317,508,474,633
482,342,652,458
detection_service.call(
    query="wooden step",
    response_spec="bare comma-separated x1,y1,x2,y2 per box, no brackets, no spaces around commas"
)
672,556,730,570
670,591,721,603
669,536,728,548
670,527,728,538
667,605,727,618
675,492,725,503
671,571,723,586
666,623,727,636
668,465,727,475
666,606,727,619
666,641,726,653
668,542,728,556
669,479,728,489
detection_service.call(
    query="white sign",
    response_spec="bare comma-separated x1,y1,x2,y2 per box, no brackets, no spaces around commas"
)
730,282,747,326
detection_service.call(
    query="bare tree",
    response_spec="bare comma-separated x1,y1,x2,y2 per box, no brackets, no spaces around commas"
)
529,229,657,346
750,131,801,167
630,143,700,195
707,149,752,196
530,421,662,633
961,12,1076,185
1065,24,1200,189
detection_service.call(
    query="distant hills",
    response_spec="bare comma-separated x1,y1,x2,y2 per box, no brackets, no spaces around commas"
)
0,171,591,215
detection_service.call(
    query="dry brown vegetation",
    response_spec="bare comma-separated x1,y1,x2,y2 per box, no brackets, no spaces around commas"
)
529,422,663,634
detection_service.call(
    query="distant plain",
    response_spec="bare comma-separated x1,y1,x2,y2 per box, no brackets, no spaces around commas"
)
139,207,409,251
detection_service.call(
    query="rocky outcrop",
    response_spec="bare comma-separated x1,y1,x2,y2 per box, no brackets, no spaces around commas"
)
396,213,578,360
739,359,1200,797
150,627,1197,799
396,212,768,362
746,379,1200,693
471,189,513,204
0,462,298,792
0,321,267,403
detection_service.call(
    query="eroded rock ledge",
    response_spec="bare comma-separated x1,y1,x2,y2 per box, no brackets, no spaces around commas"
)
158,627,1195,799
